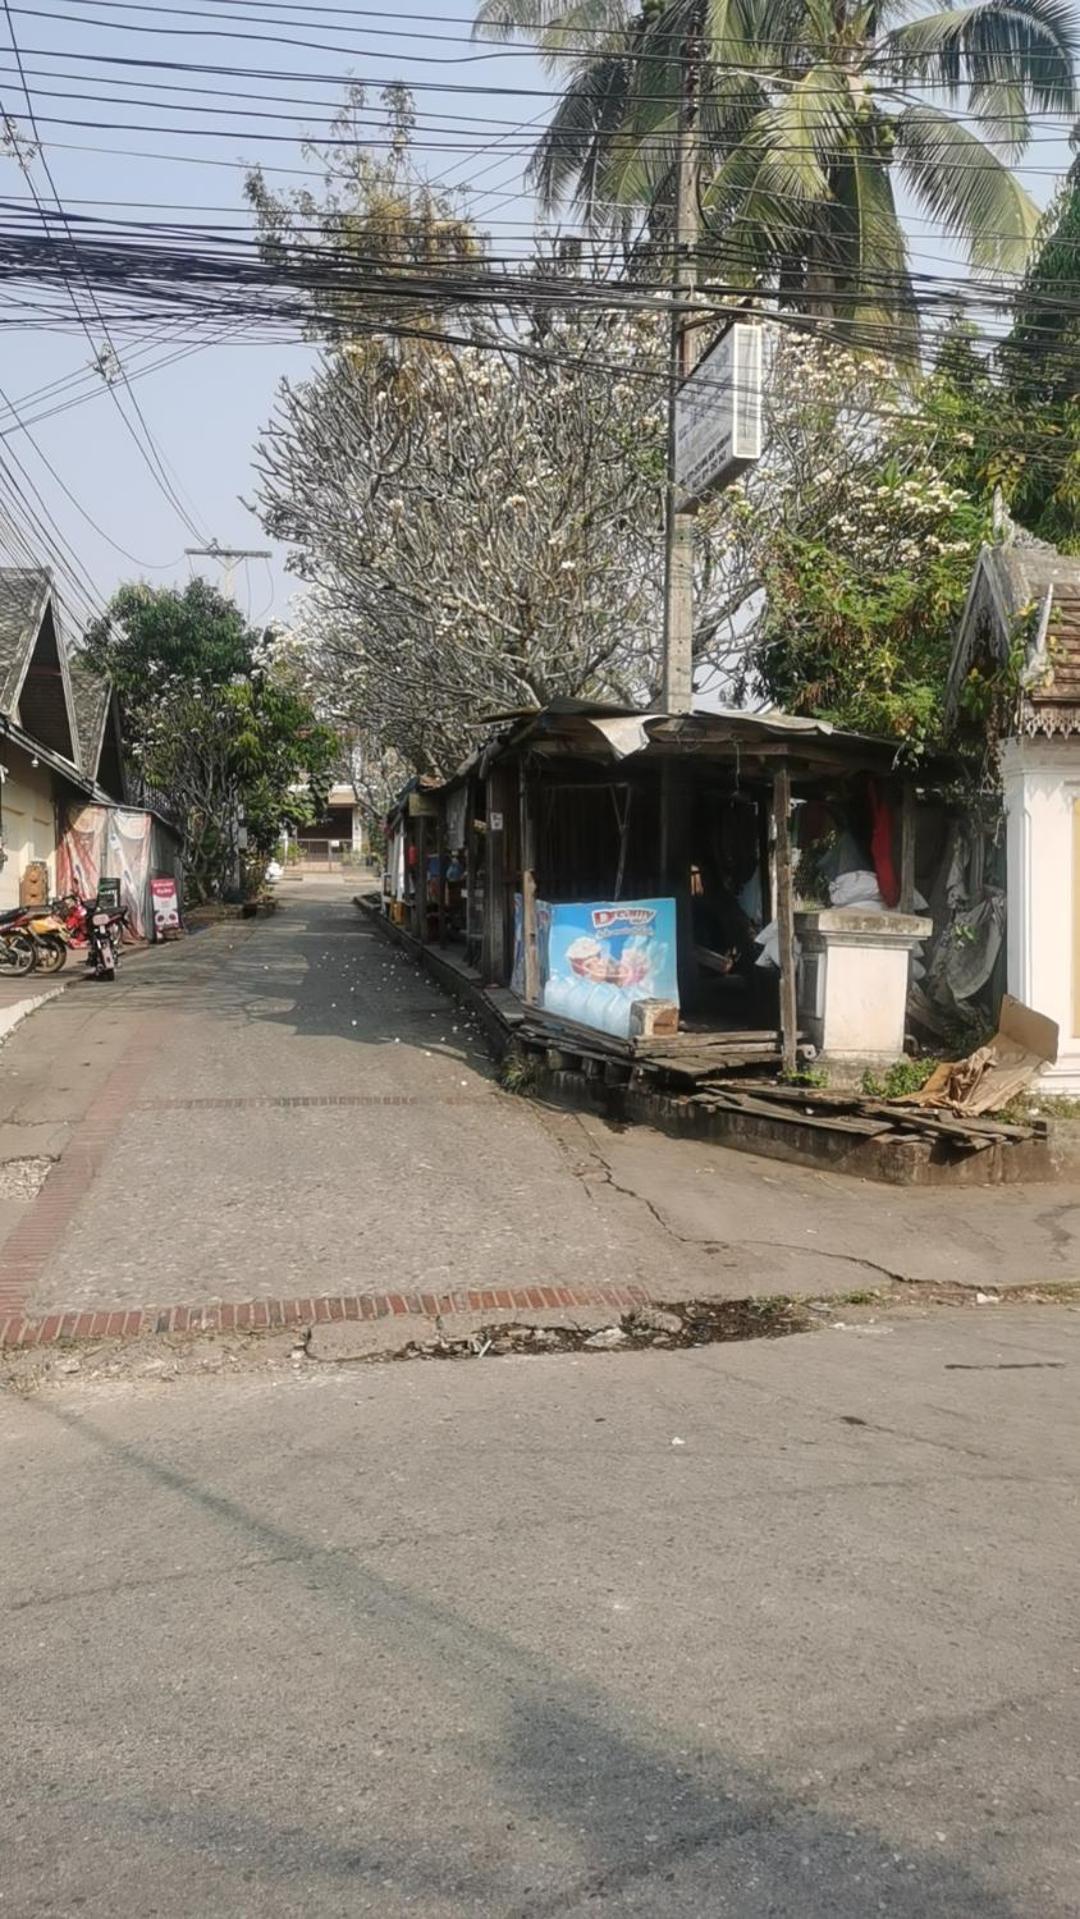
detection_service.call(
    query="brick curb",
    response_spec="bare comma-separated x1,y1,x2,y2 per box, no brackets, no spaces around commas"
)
0,1281,653,1351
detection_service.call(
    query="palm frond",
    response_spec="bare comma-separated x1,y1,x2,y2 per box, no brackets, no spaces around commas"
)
746,63,858,196
894,101,1041,271
885,0,1077,147
829,147,919,358
527,56,633,218
473,0,630,42
704,0,801,69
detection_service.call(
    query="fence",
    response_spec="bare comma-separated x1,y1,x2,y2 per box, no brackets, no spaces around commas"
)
293,840,365,871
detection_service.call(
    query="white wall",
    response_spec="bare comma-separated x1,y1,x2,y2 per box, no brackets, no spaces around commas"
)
0,744,57,911
1003,735,1080,1093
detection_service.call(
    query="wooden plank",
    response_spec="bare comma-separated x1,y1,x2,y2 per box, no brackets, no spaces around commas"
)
859,1100,1033,1143
520,1006,634,1058
692,1091,894,1137
899,781,917,914
482,764,511,982
519,764,539,1004
437,815,447,949
1074,795,1080,1042
707,1080,861,1109
636,1030,791,1059
650,1055,783,1084
758,794,772,926
413,814,427,944
773,765,798,1076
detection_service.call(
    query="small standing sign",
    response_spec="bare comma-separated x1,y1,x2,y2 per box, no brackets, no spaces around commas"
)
150,874,182,940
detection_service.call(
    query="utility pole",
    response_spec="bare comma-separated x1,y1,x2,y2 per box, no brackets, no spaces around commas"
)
184,544,272,603
660,41,699,716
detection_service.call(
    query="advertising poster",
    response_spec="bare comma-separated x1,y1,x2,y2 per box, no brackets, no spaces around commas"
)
541,899,677,1038
151,874,182,940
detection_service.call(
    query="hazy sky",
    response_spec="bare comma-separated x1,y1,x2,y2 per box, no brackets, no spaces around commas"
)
0,0,548,634
0,0,1073,643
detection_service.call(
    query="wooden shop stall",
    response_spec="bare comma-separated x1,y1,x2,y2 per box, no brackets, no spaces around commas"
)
462,699,938,1084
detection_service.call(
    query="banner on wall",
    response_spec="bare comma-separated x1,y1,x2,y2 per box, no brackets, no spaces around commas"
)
57,805,182,940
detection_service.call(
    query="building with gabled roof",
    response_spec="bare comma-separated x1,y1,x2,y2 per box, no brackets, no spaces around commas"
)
949,533,1080,1092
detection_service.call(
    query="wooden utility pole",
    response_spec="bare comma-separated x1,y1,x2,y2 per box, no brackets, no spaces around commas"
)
773,765,798,1076
660,44,699,716
414,812,427,944
519,763,539,1004
184,544,272,603
899,781,917,913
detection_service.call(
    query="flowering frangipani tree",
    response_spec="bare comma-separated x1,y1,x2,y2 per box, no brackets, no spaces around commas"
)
250,88,988,762
255,311,672,775
722,327,993,743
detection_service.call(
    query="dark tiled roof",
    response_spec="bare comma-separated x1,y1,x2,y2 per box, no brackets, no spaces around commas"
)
948,541,1080,736
67,656,112,777
0,568,51,715
1033,588,1080,703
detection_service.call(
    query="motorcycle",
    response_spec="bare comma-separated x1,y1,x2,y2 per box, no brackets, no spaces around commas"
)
21,907,70,973
86,902,127,981
0,906,34,975
49,892,89,949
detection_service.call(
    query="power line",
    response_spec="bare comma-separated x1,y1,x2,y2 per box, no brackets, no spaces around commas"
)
0,0,213,547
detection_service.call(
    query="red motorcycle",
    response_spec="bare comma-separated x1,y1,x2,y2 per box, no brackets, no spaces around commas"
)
52,892,90,948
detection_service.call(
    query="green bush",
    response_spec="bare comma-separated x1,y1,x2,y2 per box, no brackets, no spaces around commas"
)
862,1057,940,1099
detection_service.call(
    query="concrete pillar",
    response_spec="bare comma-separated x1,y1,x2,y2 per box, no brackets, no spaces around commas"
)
1002,734,1080,1092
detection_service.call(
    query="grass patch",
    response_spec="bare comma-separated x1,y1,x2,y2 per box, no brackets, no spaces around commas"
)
861,1056,940,1100
498,1048,543,1095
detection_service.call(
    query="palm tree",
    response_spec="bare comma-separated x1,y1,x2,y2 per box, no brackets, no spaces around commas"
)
475,0,1077,351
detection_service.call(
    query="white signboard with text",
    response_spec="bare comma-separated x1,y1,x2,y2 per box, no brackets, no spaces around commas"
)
674,322,762,506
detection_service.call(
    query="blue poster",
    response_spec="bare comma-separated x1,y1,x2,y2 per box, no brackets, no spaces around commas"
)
542,898,677,1038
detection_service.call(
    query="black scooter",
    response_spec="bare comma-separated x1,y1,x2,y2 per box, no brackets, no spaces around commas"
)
86,902,127,981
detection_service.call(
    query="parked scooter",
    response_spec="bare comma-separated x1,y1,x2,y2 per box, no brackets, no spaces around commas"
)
0,907,34,975
86,901,127,980
21,905,70,973
53,892,89,949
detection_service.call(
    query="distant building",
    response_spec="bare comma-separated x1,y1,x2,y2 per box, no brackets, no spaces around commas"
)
294,781,366,868
0,568,181,933
0,569,123,910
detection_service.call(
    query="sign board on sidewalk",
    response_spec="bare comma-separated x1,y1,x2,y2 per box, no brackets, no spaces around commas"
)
150,874,182,940
97,877,122,913
539,898,678,1039
674,322,762,506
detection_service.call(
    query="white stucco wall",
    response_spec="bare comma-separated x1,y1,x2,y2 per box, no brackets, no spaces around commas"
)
1002,735,1080,1093
0,744,57,911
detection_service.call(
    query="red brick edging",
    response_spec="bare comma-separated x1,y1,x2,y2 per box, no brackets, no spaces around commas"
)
0,1282,653,1351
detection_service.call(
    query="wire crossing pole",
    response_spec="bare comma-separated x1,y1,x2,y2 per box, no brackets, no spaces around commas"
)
184,545,272,603
660,41,698,717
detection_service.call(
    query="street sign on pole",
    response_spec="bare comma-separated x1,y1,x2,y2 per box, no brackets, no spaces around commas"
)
674,322,762,508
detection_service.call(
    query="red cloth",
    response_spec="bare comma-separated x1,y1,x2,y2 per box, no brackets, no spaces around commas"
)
868,781,899,907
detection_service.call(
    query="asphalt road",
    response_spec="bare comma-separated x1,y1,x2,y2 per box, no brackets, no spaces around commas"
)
3,1305,1078,1917
4,879,1080,1323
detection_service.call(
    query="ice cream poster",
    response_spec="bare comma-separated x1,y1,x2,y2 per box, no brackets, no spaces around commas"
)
541,899,677,1037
